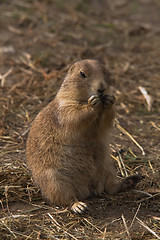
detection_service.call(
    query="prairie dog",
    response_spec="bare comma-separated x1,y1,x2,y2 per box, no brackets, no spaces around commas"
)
26,59,142,213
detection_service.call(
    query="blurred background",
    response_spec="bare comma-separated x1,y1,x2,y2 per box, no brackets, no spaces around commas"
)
0,0,160,239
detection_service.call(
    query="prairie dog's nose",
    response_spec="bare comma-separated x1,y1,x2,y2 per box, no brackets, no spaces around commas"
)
97,82,106,95
97,88,105,94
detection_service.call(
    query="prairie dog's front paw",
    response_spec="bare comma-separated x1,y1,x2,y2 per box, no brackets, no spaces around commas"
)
102,95,115,108
88,95,101,108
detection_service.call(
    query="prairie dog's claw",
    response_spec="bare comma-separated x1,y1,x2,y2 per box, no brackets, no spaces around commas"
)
88,95,101,107
71,201,87,214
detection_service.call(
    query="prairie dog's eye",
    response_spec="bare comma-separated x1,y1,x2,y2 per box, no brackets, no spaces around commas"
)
80,71,86,78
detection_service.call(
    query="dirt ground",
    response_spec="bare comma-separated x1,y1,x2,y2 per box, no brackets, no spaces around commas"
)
0,0,160,239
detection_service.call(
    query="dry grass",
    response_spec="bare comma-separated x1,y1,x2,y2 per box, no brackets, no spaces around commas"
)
0,0,160,239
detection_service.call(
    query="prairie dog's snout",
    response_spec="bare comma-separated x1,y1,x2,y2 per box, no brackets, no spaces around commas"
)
96,81,107,95
90,77,109,99
89,64,110,97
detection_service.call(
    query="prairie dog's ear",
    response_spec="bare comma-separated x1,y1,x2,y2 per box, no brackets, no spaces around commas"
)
69,63,75,73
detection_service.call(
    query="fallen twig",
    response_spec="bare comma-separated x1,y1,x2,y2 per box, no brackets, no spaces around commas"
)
139,86,152,111
118,151,128,177
133,190,153,197
136,217,160,239
130,203,141,228
148,160,155,173
121,214,131,240
150,121,160,131
115,119,145,155
47,213,78,240
111,154,125,177
83,218,103,234
0,220,17,238
137,193,160,203
0,68,13,87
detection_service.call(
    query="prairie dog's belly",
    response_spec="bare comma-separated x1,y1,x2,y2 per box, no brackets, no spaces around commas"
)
55,143,106,195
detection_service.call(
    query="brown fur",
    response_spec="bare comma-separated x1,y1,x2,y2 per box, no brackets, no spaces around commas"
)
26,59,142,211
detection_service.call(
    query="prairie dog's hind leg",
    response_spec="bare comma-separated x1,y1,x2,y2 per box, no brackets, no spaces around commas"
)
105,172,144,195
104,157,144,195
116,174,144,193
33,168,88,213
33,169,75,205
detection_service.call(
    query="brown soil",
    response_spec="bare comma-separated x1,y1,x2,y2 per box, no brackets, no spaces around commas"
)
0,0,160,239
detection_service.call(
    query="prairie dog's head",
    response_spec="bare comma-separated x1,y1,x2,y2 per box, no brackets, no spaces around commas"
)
58,59,112,103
